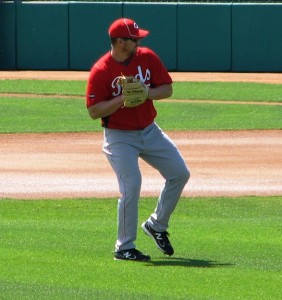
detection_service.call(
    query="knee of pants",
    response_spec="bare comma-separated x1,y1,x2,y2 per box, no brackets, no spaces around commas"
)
175,165,190,185
119,175,142,198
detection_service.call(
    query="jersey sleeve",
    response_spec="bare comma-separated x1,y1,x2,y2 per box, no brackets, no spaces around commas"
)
86,66,110,108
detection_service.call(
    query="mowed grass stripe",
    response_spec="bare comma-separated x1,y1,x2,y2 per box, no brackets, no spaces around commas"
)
0,97,281,133
1,80,282,102
1,93,281,107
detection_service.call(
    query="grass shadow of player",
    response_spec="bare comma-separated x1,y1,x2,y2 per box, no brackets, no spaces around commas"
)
146,257,234,268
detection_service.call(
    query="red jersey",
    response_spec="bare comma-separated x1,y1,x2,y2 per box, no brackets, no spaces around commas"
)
86,47,172,130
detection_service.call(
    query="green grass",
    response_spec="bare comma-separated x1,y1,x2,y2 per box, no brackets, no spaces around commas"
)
0,80,85,96
0,97,281,133
154,101,282,130
0,196,281,299
1,79,282,102
1,79,281,133
174,81,282,102
0,97,92,133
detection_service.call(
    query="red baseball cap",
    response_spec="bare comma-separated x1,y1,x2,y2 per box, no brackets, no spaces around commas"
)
108,18,149,39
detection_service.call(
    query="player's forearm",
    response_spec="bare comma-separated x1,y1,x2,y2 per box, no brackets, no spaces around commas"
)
148,84,173,100
88,96,124,120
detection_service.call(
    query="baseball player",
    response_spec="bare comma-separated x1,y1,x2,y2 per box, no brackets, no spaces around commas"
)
86,18,190,261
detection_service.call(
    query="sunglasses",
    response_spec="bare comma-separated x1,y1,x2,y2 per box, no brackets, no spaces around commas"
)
121,37,138,43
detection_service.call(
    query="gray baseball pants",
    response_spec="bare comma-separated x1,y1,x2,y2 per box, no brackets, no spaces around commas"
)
103,122,190,251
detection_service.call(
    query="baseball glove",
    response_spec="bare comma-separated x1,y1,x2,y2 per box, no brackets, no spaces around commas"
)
117,75,149,108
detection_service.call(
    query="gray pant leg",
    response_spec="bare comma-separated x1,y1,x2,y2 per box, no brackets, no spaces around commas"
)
103,129,142,251
107,155,141,251
140,125,190,232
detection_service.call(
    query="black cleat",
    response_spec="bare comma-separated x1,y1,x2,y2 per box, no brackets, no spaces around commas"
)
114,248,151,261
142,221,174,256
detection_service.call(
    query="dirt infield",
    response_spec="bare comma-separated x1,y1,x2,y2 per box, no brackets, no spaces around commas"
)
0,71,281,199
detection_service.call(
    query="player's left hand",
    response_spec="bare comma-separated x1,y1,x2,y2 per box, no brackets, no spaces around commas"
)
117,75,149,108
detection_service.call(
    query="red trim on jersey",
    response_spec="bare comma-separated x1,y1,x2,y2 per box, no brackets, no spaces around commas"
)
86,47,172,130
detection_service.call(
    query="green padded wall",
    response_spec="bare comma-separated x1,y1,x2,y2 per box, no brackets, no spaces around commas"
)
178,3,231,71
3,2,282,72
17,3,68,70
0,2,16,70
123,3,177,71
232,4,282,72
69,3,122,71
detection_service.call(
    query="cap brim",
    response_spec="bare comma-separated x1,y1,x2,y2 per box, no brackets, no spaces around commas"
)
138,29,150,39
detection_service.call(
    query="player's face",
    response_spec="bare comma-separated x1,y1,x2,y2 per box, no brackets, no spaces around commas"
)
122,38,139,56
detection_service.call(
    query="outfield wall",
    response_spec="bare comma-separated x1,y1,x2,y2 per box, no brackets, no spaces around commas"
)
1,2,282,72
